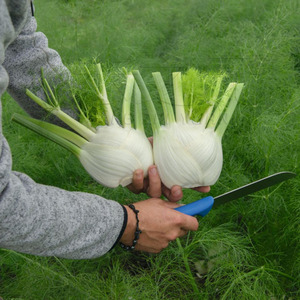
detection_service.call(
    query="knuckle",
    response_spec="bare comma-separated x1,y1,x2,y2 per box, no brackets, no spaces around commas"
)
168,233,178,241
173,214,184,226
152,249,161,254
161,241,169,249
192,218,199,230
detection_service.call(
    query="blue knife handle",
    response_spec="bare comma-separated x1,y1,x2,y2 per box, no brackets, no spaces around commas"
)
174,196,214,216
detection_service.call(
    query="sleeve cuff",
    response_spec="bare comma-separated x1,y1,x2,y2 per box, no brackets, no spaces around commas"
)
109,204,128,251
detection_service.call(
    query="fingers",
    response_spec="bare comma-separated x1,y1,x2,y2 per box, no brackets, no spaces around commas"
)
129,164,210,199
193,186,210,193
126,169,144,194
135,243,168,254
135,228,189,253
164,185,210,201
146,166,162,198
162,184,210,202
180,214,199,231
161,200,199,232
162,185,183,202
132,169,144,191
174,211,199,232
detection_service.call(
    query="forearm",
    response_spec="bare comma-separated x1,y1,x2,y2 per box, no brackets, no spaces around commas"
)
0,137,126,259
0,0,126,259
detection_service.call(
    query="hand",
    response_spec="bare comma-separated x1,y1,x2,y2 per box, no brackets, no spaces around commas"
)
127,165,183,202
119,198,199,253
127,135,210,201
127,166,210,202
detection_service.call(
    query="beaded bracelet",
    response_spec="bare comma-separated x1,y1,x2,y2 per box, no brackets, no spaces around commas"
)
120,204,142,251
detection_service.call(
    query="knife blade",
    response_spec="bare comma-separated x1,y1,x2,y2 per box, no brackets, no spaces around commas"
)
175,171,296,216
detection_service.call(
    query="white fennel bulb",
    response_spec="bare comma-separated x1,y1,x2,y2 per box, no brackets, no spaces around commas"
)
153,122,222,188
79,125,152,187
133,69,244,188
13,64,153,188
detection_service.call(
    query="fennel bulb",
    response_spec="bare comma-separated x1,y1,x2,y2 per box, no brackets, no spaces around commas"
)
79,125,153,187
133,69,244,188
13,64,153,188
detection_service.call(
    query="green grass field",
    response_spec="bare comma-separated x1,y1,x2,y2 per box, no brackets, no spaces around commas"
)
1,0,299,298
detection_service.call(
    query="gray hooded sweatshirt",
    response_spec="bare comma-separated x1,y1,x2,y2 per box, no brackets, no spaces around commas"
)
0,0,127,259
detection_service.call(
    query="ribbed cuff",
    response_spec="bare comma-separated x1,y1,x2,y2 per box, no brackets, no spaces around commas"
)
109,204,128,251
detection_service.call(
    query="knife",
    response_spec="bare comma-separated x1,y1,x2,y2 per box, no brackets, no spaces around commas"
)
175,171,296,216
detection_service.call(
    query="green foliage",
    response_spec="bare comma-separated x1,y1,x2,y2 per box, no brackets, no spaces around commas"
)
1,0,300,299
182,68,226,122
68,61,107,127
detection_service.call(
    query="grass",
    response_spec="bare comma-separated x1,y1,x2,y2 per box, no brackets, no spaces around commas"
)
1,0,300,298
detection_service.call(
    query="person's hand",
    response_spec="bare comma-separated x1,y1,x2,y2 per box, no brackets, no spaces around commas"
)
127,166,210,202
119,198,199,253
127,137,210,201
127,165,183,202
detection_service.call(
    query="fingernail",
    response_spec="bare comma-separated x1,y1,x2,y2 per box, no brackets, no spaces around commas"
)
150,167,157,175
135,171,143,179
173,189,182,197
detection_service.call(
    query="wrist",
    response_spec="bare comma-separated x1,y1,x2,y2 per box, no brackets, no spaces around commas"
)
119,205,137,245
119,204,142,250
